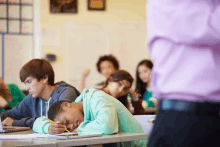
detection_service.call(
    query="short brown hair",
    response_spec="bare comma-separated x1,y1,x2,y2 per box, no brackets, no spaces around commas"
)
20,59,55,86
96,54,119,73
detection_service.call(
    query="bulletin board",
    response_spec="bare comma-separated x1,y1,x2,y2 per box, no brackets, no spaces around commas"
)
0,0,34,89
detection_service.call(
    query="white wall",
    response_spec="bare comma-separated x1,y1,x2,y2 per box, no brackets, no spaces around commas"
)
40,0,150,90
0,1,39,89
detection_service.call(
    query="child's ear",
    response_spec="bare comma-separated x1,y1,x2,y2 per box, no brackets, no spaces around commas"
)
43,75,48,84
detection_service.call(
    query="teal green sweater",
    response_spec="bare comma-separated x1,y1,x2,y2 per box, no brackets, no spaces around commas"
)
142,90,154,107
33,88,147,147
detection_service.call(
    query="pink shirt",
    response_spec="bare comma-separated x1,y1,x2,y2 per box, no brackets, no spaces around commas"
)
148,0,220,102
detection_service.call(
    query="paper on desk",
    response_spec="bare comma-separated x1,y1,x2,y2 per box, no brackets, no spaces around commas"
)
0,132,77,140
49,132,102,140
0,133,50,140
58,132,78,135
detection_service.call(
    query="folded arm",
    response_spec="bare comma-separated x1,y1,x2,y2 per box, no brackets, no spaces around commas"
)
77,95,119,135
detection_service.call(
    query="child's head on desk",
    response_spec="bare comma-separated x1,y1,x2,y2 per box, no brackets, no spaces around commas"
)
48,100,84,132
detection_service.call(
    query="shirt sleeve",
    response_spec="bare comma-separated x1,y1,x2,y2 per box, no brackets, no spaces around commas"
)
33,117,51,134
1,95,32,120
1,95,36,128
147,100,155,107
9,84,26,101
77,94,118,135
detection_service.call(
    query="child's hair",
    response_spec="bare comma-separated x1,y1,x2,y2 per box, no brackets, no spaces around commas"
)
96,54,120,73
48,100,72,121
0,77,13,101
20,59,55,86
103,70,133,89
135,59,153,97
103,70,133,107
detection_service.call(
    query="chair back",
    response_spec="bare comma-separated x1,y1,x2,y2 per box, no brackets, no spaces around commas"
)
134,115,155,134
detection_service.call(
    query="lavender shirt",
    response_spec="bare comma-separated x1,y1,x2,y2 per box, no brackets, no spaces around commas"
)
148,0,220,102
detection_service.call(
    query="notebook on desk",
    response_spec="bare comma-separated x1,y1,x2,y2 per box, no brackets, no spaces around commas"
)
0,117,30,133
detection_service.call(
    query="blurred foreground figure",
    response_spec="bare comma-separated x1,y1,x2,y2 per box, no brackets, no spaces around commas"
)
147,0,220,146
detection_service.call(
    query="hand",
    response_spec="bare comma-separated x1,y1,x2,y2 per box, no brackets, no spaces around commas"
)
128,102,134,114
2,117,14,126
48,122,67,134
82,69,90,79
128,87,135,95
142,101,148,111
128,88,140,101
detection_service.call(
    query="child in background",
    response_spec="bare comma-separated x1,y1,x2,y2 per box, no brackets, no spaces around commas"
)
80,54,119,92
33,88,147,147
102,70,145,115
0,77,26,112
0,77,14,112
135,60,158,110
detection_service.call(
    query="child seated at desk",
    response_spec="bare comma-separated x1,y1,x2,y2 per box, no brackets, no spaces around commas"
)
33,88,147,147
0,59,80,128
101,70,145,115
135,60,158,112
80,54,119,91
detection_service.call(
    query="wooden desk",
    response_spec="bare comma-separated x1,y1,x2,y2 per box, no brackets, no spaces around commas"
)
0,130,148,147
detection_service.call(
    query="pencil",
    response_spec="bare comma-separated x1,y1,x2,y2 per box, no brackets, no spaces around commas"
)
43,116,70,132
